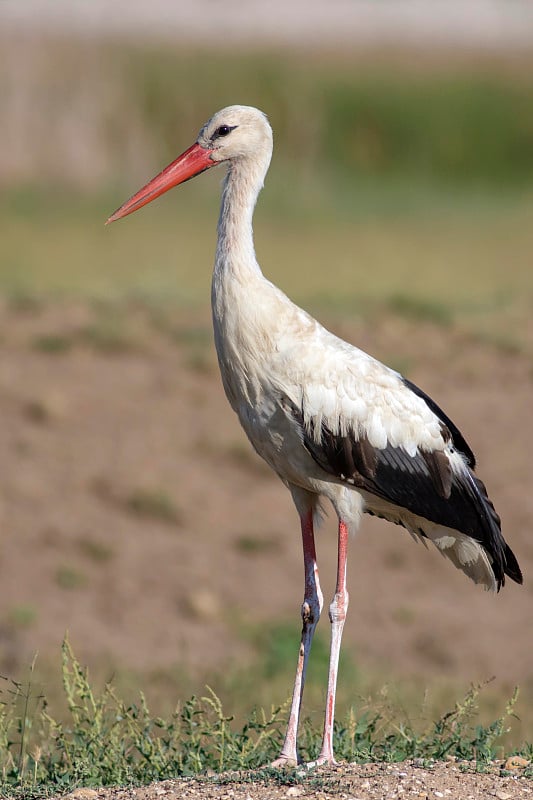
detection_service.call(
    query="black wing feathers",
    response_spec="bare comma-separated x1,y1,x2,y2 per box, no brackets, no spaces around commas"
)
304,424,478,535
402,377,476,467
502,543,523,585
461,469,523,586
296,412,523,589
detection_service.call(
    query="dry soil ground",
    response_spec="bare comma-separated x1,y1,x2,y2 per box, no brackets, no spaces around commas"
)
0,300,531,798
58,759,532,800
0,301,530,680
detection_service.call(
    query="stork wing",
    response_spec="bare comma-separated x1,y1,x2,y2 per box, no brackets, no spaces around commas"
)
287,363,522,589
274,316,521,588
303,418,480,536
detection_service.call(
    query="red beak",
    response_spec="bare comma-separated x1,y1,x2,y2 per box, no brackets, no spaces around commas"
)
106,143,215,224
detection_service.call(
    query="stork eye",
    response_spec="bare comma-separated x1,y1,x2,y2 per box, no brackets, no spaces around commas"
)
215,125,233,138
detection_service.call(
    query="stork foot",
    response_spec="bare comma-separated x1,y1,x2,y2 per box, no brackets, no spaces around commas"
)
270,755,299,769
306,755,338,769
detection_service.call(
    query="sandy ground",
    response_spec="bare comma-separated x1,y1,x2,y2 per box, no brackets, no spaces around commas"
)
58,759,532,800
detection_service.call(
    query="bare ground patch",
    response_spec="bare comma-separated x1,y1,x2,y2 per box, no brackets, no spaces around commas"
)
58,760,532,800
0,302,529,680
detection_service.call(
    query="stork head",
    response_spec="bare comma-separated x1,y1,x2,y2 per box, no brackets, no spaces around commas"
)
106,105,272,224
198,105,273,164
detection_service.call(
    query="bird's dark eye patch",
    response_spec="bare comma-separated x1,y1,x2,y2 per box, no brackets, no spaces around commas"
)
214,124,236,139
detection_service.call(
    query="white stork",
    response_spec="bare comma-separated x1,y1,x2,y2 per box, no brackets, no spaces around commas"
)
107,105,523,767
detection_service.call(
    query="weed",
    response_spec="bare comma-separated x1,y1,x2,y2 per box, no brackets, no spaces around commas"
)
23,394,66,424
7,291,44,314
77,538,115,564
0,642,528,796
79,320,139,354
0,655,45,789
23,400,52,424
31,334,74,354
234,534,280,555
7,606,38,629
55,566,88,591
91,479,183,526
126,488,183,525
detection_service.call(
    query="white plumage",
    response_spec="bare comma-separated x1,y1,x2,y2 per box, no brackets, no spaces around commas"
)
108,105,522,767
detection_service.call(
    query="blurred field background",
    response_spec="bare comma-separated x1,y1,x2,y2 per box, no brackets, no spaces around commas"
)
0,1,532,755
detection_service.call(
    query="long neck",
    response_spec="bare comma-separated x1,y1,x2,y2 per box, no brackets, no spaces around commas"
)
211,150,273,406
214,153,270,285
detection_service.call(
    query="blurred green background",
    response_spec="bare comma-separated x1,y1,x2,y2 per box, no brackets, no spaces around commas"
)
2,39,533,350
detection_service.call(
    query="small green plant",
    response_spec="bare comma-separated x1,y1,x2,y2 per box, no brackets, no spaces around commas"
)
79,321,138,353
0,642,529,797
23,397,60,424
7,290,44,314
78,538,115,564
0,655,45,790
7,605,38,628
234,534,280,555
55,565,88,591
31,334,74,354
126,488,183,525
0,640,286,793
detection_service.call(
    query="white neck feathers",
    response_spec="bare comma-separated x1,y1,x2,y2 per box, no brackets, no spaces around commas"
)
214,148,271,283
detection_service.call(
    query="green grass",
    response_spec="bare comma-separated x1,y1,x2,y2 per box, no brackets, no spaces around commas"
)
0,640,530,797
12,39,533,189
1,182,533,358
2,39,533,330
2,42,533,352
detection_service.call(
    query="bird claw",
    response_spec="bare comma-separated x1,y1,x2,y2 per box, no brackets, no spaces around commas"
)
305,755,338,769
269,754,338,770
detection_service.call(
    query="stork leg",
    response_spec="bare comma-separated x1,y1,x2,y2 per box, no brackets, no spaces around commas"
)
272,508,324,766
314,519,350,766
